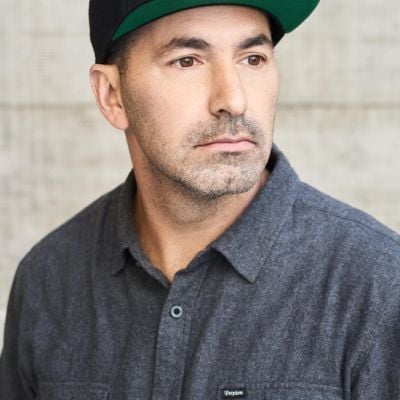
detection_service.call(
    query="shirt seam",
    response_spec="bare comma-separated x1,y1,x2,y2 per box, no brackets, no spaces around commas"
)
296,195,400,248
218,381,342,391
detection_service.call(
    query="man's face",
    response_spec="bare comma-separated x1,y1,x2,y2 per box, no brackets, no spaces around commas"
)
120,5,280,199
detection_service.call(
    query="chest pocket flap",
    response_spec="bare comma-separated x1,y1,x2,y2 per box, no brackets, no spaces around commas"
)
39,382,109,400
271,389,323,399
270,387,341,400
218,383,342,400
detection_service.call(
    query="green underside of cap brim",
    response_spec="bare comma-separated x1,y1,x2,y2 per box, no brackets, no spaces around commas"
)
113,0,319,41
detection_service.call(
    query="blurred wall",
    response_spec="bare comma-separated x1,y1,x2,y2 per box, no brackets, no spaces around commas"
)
1,1,399,346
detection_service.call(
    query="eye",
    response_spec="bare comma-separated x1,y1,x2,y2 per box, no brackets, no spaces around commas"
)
244,55,265,66
173,56,198,68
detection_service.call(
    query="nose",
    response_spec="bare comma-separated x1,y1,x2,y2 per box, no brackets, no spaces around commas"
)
208,62,248,118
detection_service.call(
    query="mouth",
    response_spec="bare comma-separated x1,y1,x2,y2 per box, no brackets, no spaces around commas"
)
195,137,256,152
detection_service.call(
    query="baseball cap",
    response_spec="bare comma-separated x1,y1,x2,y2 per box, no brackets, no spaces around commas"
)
89,0,320,64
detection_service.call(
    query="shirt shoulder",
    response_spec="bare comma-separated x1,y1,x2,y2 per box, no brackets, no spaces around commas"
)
288,182,400,370
296,181,400,257
287,181,400,313
16,182,124,281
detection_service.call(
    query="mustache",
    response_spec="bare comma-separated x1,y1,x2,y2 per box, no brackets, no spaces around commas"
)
187,115,264,145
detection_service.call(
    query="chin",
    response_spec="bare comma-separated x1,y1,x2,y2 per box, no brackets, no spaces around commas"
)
181,164,263,200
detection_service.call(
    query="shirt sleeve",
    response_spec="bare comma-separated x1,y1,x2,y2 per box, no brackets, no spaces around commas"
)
351,302,400,399
0,264,37,399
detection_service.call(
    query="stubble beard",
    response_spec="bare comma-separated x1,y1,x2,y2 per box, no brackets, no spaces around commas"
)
122,86,275,201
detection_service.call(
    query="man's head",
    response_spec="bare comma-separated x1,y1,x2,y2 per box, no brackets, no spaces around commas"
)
89,2,318,199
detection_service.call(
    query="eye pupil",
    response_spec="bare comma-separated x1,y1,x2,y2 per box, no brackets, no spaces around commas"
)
180,57,194,67
248,56,261,66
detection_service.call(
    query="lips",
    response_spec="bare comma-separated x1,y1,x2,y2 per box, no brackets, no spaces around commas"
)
196,136,256,152
197,136,256,147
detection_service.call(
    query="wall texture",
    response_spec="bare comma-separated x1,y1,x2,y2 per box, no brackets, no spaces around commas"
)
1,1,399,346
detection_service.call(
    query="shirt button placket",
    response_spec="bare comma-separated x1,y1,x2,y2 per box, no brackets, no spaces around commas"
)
151,273,196,400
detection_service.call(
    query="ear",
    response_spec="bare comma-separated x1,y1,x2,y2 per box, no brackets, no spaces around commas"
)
89,64,129,130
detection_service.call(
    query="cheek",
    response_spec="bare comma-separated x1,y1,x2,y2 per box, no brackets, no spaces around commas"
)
259,69,280,102
123,84,167,134
254,61,280,94
124,89,187,153
145,88,206,142
139,80,198,125
246,76,279,124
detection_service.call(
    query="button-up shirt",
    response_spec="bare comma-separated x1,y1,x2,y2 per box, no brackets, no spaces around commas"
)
1,146,400,399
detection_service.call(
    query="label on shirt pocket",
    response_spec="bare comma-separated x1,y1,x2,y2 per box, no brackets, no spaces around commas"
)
39,382,109,400
218,382,342,400
221,387,248,398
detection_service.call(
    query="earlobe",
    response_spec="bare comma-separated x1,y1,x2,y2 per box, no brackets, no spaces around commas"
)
89,64,129,130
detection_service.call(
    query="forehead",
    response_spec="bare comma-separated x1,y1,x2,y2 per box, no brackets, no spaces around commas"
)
139,5,272,47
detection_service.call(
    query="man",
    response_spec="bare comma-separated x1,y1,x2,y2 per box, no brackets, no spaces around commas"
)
1,0,400,398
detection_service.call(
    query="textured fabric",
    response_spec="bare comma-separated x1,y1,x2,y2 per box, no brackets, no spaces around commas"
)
1,146,400,399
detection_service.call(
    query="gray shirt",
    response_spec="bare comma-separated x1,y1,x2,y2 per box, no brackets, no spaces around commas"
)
1,146,400,399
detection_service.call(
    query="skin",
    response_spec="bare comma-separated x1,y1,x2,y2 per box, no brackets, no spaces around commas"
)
90,6,280,282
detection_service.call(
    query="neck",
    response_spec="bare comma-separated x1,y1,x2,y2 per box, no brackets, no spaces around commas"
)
132,168,268,282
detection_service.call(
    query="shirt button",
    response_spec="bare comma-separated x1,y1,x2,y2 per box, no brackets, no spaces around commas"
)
170,305,183,319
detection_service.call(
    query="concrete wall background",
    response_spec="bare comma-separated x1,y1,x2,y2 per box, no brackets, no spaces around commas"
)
1,1,399,347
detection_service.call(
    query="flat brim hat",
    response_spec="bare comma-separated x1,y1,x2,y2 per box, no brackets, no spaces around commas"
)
89,0,320,64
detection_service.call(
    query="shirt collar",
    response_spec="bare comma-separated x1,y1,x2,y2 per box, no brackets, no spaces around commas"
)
111,169,138,276
211,144,299,283
112,144,299,281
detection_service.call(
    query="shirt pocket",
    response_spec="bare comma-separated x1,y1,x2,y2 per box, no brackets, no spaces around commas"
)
39,382,109,400
217,382,342,400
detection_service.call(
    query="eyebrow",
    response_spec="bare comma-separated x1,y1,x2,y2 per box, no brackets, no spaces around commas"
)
238,34,273,50
154,33,273,58
154,37,210,58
